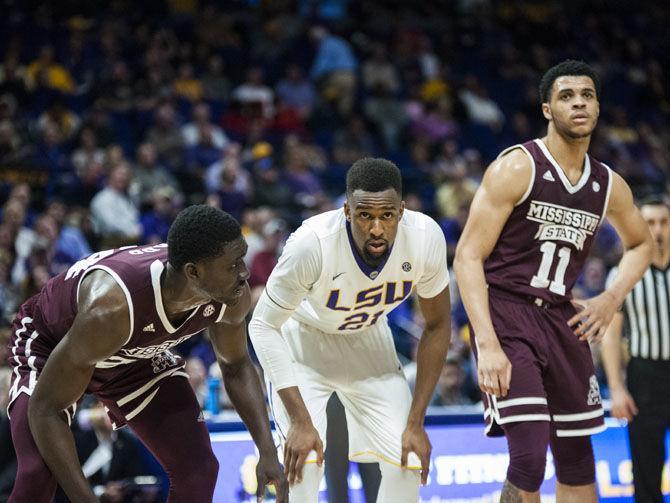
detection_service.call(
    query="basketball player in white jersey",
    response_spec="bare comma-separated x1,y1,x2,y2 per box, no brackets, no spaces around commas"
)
249,158,451,502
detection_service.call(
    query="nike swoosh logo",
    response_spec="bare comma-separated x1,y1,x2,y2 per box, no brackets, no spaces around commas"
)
332,272,346,280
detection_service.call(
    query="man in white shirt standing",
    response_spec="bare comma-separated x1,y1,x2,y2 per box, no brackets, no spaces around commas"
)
249,158,451,502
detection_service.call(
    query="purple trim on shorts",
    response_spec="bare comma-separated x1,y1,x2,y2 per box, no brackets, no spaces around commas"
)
345,220,392,278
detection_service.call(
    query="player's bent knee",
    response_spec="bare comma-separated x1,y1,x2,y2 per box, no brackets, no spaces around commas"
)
504,421,549,492
169,449,219,495
552,436,595,486
506,453,546,493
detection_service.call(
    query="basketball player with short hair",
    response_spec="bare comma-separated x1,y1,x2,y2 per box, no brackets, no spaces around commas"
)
454,60,653,502
249,158,451,502
7,205,287,502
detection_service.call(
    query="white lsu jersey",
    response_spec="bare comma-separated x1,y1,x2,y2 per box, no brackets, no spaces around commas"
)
264,208,449,334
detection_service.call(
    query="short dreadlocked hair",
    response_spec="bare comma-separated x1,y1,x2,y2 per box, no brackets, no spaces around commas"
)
167,205,241,270
539,59,601,103
346,157,402,197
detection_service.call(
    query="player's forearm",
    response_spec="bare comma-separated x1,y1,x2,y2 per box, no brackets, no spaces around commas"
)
222,358,277,456
277,386,313,426
606,240,652,306
28,403,97,502
408,323,450,425
601,315,626,391
453,253,499,348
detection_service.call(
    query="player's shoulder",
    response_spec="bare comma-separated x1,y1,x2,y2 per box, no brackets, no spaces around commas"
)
491,143,533,176
400,209,434,232
399,209,444,243
301,208,345,239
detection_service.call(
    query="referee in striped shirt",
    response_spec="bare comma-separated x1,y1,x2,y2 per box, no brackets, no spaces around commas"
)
602,196,670,503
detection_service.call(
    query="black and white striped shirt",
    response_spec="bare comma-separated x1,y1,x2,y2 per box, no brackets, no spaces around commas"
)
607,266,670,360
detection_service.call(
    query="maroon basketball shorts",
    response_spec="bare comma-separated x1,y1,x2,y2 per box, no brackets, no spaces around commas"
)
472,288,605,438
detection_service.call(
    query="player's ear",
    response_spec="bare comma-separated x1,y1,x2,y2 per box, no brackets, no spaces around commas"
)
541,102,552,121
399,200,405,220
184,262,199,280
344,200,351,221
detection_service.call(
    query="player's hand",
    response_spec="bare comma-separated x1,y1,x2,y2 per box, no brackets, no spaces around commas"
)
477,342,512,398
610,387,639,422
401,422,432,485
568,290,619,343
283,419,324,485
256,453,288,503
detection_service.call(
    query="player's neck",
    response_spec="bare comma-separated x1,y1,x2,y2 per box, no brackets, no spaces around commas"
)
543,129,590,180
160,264,208,318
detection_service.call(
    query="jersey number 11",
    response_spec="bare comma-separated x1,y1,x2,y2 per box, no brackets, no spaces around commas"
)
530,242,571,295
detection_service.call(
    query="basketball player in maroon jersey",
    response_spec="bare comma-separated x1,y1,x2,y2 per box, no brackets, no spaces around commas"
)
454,60,652,502
6,205,288,502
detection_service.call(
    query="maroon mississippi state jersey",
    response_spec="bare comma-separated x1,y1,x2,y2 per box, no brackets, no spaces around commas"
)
7,244,226,417
484,139,612,304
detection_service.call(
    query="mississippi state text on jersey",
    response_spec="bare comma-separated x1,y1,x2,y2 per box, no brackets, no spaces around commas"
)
484,139,612,303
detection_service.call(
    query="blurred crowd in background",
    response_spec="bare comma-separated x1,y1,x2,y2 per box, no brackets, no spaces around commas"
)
0,0,668,499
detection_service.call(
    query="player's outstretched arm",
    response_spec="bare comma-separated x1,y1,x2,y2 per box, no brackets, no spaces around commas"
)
210,283,288,501
28,271,130,502
453,149,531,397
568,173,652,342
403,286,451,484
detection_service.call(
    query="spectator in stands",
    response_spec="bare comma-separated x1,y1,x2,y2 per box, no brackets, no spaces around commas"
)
0,249,20,323
232,66,275,120
131,142,181,207
332,115,375,165
174,62,204,102
145,102,185,172
69,401,151,501
90,162,141,248
364,83,407,151
207,158,249,222
250,146,293,214
0,54,29,105
435,161,478,220
95,60,135,114
458,75,505,132
71,127,105,178
362,42,400,94
201,54,231,103
2,199,35,287
25,45,75,94
45,200,92,272
140,187,177,244
275,64,316,120
430,357,474,406
181,102,228,150
309,26,358,116
0,121,30,165
37,99,80,142
248,218,286,305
